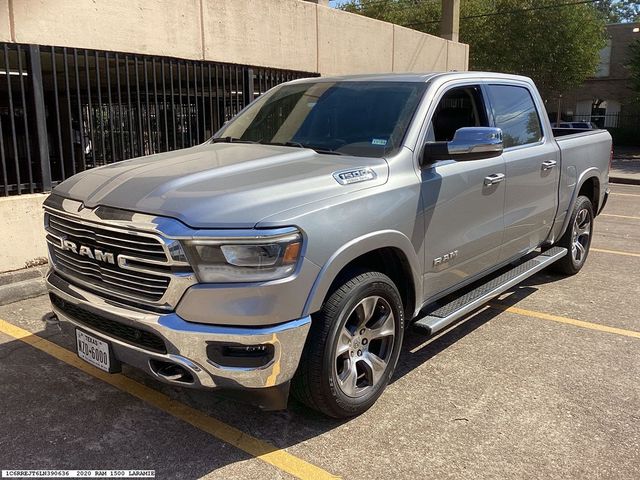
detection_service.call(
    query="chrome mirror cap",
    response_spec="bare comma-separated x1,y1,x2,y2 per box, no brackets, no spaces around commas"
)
448,127,503,158
422,127,504,164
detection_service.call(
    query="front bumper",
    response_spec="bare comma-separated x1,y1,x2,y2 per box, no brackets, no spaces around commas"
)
46,271,311,391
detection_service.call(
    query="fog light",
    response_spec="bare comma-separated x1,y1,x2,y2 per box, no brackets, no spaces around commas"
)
206,342,275,368
227,344,269,355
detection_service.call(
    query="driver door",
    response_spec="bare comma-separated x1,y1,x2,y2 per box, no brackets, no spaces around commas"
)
420,84,506,301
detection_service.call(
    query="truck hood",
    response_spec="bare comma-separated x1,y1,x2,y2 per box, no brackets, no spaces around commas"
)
53,143,389,228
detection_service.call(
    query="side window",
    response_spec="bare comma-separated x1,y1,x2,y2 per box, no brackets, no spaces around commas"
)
487,85,543,148
428,86,489,142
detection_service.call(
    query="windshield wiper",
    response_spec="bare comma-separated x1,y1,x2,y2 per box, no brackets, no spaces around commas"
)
259,141,345,155
210,136,258,144
259,141,304,148
308,147,345,156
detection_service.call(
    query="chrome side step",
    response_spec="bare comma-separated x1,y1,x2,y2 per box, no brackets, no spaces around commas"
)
413,246,567,335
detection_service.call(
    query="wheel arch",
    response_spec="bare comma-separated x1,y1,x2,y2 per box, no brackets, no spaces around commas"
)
557,168,601,239
578,175,601,214
303,230,423,321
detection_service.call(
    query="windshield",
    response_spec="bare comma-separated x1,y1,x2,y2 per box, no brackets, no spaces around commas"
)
214,81,427,157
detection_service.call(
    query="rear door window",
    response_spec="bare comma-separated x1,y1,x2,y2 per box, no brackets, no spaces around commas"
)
486,85,543,148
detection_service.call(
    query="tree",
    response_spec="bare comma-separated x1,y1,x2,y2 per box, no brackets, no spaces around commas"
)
340,0,607,99
629,39,640,101
594,0,640,23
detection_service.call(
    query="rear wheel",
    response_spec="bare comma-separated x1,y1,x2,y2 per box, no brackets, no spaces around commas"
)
292,271,404,418
551,195,594,275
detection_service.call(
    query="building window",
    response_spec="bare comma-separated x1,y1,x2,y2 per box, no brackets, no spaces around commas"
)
595,40,612,78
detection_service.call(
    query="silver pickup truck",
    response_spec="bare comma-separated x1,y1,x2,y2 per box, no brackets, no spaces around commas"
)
44,72,611,418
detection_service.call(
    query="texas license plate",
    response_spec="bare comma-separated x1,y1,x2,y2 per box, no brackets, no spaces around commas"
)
76,329,112,372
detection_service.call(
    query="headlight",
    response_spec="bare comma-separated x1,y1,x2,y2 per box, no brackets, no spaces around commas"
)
182,231,302,283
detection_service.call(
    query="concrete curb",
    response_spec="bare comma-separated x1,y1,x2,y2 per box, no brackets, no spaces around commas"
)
0,265,49,306
610,176,640,186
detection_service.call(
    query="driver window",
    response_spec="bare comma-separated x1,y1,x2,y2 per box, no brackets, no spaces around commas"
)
427,86,489,142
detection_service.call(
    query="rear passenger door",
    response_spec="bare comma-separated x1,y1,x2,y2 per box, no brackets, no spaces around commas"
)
485,84,560,263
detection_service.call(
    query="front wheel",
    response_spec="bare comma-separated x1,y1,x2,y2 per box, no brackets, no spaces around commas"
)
551,195,594,275
292,271,404,418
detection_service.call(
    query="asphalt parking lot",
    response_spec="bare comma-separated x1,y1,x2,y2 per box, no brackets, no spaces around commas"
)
1,183,639,480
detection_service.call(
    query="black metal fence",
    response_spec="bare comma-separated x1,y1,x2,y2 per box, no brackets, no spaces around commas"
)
567,113,640,130
0,43,316,196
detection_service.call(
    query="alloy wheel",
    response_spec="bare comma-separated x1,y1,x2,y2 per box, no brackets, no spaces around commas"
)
571,207,591,263
334,295,396,398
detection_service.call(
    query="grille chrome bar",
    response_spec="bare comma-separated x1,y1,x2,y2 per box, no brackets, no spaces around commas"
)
46,238,168,284
45,206,195,310
50,219,165,252
51,241,170,300
54,249,168,292
48,215,166,258
50,217,161,246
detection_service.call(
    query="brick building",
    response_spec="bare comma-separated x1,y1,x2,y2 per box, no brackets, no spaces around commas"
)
561,23,639,128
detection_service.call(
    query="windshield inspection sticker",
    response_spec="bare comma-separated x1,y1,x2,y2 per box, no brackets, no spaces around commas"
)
371,138,387,146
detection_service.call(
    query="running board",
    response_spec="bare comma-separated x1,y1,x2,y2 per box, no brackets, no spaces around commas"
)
413,246,567,335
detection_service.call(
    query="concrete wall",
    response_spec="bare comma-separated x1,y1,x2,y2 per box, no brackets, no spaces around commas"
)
201,0,318,73
317,7,394,76
0,194,48,272
0,0,10,42
11,0,203,61
4,0,468,76
394,25,447,72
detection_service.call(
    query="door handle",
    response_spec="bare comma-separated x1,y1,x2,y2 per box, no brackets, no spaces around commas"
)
484,173,505,186
541,160,557,170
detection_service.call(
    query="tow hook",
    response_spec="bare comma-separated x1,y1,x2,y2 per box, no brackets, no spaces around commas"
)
43,312,61,330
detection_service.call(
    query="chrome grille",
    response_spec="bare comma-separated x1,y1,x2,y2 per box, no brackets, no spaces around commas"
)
45,211,172,303
47,214,167,260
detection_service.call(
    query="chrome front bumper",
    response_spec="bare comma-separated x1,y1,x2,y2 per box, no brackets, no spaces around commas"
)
46,271,311,390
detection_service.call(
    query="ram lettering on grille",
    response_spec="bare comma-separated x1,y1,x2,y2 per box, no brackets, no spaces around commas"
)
61,240,115,264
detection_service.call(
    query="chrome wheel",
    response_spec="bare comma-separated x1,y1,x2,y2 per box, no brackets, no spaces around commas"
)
571,207,591,263
334,295,396,398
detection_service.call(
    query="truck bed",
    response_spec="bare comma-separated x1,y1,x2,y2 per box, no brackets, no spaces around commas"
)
552,127,602,138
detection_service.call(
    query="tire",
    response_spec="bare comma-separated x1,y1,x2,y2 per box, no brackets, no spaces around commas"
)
551,195,594,275
292,271,405,418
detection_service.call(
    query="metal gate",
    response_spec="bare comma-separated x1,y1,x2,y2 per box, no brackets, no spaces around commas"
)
0,43,316,196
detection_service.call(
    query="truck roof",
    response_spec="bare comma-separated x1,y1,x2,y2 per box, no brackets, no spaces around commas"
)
292,71,534,84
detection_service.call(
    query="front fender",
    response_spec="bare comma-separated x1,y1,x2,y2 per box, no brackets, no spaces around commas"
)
302,230,423,317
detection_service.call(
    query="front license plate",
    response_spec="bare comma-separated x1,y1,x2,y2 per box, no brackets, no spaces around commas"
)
76,329,112,372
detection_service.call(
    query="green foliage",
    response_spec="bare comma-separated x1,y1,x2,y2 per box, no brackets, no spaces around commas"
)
340,0,608,98
342,0,441,34
594,0,640,23
629,39,640,100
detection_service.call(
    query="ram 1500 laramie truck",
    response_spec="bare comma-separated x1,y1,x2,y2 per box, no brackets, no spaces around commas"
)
45,72,611,418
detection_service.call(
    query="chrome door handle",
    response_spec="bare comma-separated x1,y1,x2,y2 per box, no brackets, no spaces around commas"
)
542,160,557,170
484,173,505,186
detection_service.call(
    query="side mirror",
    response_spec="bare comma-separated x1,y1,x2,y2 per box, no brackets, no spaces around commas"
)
421,127,503,165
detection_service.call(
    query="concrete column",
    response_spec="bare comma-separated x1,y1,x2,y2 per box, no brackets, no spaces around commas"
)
440,0,460,42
